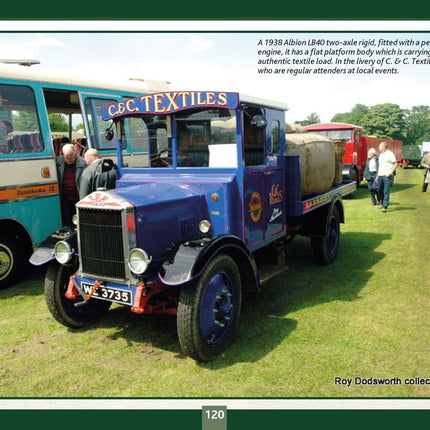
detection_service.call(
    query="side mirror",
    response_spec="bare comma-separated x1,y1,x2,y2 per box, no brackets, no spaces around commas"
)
105,125,115,141
251,115,267,128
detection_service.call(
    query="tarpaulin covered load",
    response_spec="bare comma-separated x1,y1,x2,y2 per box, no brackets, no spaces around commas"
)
285,125,336,197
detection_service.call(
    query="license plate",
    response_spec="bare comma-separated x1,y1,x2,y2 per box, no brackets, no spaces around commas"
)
81,282,132,306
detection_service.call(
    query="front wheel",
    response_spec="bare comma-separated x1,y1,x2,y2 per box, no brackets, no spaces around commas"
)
311,205,340,265
44,261,111,328
177,254,242,362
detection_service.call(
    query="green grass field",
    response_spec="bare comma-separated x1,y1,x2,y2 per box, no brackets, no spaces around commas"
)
1,167,429,398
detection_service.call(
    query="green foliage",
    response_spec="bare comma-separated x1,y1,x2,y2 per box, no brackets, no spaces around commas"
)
331,103,369,126
295,112,320,126
48,113,68,132
327,102,430,145
74,123,85,132
13,110,38,131
13,111,69,132
404,105,430,145
361,103,406,140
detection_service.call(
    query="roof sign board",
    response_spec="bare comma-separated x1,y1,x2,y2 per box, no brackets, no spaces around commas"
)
102,91,240,120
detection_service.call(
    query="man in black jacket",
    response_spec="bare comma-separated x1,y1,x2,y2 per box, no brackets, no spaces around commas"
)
79,148,119,199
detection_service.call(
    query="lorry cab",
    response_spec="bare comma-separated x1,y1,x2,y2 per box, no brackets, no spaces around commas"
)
306,122,363,159
102,91,289,254
306,122,364,185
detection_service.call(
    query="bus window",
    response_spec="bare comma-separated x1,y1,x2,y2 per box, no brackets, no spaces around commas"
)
0,84,44,154
42,88,87,155
84,97,117,150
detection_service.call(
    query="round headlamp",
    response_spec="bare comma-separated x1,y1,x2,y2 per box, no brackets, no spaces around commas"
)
199,219,212,234
128,248,151,275
54,240,73,264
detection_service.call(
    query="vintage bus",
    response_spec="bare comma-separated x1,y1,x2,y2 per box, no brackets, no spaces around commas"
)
0,63,169,287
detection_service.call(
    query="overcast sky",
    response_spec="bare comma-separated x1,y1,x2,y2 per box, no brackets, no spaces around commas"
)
1,21,430,123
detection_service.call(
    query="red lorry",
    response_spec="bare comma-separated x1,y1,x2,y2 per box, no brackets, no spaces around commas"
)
306,123,403,184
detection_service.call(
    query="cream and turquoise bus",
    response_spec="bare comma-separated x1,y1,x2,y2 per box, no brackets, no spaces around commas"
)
0,63,169,287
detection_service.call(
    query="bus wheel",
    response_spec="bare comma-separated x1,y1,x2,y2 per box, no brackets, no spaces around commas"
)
0,232,24,289
177,254,242,362
44,261,111,328
311,205,340,265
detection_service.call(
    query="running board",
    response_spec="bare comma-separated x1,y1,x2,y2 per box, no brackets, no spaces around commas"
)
259,264,289,285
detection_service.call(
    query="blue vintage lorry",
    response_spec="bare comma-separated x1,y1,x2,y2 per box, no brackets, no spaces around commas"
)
31,90,355,362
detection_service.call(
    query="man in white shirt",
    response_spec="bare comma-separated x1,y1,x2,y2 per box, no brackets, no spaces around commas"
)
376,142,398,212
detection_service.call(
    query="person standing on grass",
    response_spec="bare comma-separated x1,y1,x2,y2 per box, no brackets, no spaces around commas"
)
364,148,380,205
376,141,398,213
420,151,430,194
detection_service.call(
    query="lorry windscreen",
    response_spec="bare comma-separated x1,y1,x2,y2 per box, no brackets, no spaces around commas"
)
124,107,237,168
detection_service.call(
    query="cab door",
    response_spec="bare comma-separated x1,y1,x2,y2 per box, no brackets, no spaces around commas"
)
243,107,286,251
264,113,286,242
243,106,265,250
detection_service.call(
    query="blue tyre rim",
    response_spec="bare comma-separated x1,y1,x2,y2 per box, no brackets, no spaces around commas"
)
327,215,339,255
200,271,235,346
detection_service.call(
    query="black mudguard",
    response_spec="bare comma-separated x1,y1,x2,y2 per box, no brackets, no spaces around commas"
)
159,235,260,293
29,227,77,266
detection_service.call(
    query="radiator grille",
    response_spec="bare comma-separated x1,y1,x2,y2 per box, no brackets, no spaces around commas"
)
78,208,126,279
179,216,195,240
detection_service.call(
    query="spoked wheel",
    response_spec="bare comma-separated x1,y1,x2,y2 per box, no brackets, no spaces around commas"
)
311,205,340,265
177,254,242,362
44,261,111,328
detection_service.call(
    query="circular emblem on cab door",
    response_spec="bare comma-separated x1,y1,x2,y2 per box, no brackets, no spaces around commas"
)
249,191,263,223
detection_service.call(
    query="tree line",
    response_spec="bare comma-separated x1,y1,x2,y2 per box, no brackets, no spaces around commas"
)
297,103,430,146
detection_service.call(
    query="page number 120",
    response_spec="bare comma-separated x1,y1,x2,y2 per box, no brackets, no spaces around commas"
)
205,409,225,420
202,406,227,430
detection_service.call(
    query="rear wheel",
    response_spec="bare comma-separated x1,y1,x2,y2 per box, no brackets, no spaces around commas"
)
311,205,340,265
177,254,242,362
44,261,111,328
